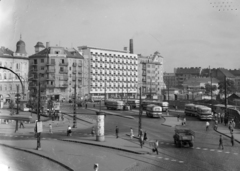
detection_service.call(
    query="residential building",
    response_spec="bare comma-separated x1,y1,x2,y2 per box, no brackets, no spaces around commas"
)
77,46,138,100
0,37,29,102
174,67,201,87
29,42,84,102
138,52,165,98
163,72,177,88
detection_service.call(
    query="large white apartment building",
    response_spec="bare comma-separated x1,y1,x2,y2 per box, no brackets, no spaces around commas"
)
78,46,138,100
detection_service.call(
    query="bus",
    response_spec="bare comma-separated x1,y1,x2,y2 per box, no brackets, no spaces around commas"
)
105,99,125,110
195,105,213,120
146,104,162,118
142,100,169,112
126,100,140,108
184,103,197,116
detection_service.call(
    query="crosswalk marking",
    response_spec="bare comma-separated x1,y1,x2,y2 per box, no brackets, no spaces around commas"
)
217,150,223,152
225,152,230,154
210,149,215,151
164,158,169,160
179,161,184,163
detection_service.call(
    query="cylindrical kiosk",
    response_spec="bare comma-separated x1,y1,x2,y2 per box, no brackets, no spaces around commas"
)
96,111,105,142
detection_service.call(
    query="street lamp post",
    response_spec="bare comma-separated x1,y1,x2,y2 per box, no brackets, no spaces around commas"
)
73,74,77,128
36,81,41,150
225,76,227,116
138,87,142,135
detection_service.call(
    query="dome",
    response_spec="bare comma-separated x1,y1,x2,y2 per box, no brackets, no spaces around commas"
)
15,36,27,55
34,42,45,48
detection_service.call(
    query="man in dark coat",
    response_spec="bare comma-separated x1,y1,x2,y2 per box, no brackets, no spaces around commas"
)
231,134,235,146
115,126,119,138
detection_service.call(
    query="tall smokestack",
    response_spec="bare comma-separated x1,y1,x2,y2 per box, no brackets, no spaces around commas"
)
129,39,133,54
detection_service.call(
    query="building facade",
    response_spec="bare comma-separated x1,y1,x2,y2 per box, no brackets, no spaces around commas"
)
78,46,138,100
0,37,29,102
29,42,84,102
163,73,177,88
138,52,165,97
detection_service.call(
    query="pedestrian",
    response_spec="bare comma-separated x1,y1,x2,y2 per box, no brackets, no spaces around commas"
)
94,163,99,171
177,114,180,122
144,131,148,142
182,117,186,126
20,121,24,128
49,124,52,134
85,103,87,109
219,135,224,150
231,134,235,146
220,114,224,123
91,126,95,136
115,126,119,138
57,112,60,121
152,140,159,155
224,117,228,126
139,135,144,148
130,128,134,139
166,108,169,116
206,121,209,131
67,125,72,136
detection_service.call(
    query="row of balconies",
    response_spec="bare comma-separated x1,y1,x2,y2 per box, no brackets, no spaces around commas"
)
91,73,138,76
91,64,137,68
91,58,138,64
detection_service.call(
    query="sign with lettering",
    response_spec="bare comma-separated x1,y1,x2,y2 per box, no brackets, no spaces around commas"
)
37,121,43,133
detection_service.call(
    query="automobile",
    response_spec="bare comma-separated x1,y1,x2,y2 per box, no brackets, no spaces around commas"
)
173,126,195,148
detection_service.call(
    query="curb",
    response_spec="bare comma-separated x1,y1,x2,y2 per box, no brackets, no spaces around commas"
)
214,129,240,144
61,139,143,155
0,143,74,171
87,108,134,119
61,112,93,124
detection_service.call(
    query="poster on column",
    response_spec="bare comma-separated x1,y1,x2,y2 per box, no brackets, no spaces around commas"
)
37,121,43,133
97,115,104,136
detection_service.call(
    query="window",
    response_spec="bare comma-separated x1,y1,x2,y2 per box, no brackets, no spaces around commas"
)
0,62,2,66
41,66,44,70
60,67,64,72
69,67,71,70
34,59,37,64
10,85,12,91
4,73,6,80
55,51,59,54
51,59,55,64
41,59,44,63
62,59,65,64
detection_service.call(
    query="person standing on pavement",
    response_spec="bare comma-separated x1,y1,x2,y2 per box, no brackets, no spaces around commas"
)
49,124,53,134
206,121,209,131
144,131,148,143
130,128,134,139
139,134,144,148
219,135,224,150
231,133,235,146
182,117,186,126
67,125,72,136
85,103,88,109
177,114,180,122
20,121,24,128
115,126,119,138
152,140,159,155
224,117,228,126
94,163,99,171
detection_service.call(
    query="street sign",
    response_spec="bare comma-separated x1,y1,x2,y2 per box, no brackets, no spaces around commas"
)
37,121,43,133
53,102,60,110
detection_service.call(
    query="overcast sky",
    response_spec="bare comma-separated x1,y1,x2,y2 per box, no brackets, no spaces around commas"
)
0,0,240,72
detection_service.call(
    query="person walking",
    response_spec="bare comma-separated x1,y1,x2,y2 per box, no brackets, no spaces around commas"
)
224,117,228,126
91,127,95,136
67,125,72,136
85,103,88,109
152,140,159,155
49,124,53,134
231,134,235,146
19,121,24,128
206,121,209,131
139,135,144,148
182,117,186,126
130,128,134,139
115,126,119,138
219,135,224,150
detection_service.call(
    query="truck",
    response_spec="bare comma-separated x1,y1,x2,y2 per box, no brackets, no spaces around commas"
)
173,126,195,148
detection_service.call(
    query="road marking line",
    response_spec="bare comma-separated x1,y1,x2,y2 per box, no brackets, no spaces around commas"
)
196,147,201,149
217,150,223,152
225,152,230,154
158,157,162,159
234,153,238,155
164,158,169,160
210,149,215,151
171,159,176,162
203,148,208,150
179,161,184,163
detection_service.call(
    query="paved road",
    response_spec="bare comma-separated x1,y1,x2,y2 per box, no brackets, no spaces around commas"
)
0,145,68,171
93,108,240,171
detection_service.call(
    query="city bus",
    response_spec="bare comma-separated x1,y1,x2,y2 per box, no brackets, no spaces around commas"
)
195,105,213,120
126,99,140,108
105,99,125,110
142,100,169,112
184,103,197,116
146,104,162,118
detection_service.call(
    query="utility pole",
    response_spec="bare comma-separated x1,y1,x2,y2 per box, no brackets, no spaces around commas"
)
73,73,77,128
16,85,19,114
225,76,227,115
138,87,142,135
209,66,213,112
36,81,41,150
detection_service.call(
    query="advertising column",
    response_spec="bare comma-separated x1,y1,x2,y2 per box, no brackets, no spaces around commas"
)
96,111,105,142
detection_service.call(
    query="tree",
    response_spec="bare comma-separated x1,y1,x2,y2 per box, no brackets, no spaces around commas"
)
204,83,217,95
218,79,236,96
